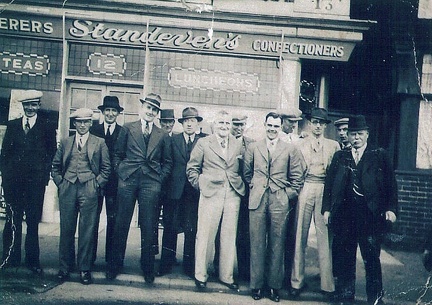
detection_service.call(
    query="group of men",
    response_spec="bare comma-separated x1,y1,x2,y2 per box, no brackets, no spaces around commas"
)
0,90,398,305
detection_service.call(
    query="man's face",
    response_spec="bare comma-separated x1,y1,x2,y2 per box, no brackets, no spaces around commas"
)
160,119,175,133
348,130,369,149
22,101,41,118
139,102,159,122
265,116,282,141
231,121,246,138
213,114,231,138
282,118,296,134
74,119,92,135
336,124,349,144
309,118,327,137
182,118,199,136
103,107,119,124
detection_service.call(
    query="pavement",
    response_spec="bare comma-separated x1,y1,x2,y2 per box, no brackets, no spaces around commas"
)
1,218,432,305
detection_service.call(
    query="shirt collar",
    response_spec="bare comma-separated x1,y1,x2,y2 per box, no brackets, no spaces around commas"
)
215,134,228,146
104,122,116,133
76,132,90,146
140,119,153,133
23,115,37,128
183,133,195,142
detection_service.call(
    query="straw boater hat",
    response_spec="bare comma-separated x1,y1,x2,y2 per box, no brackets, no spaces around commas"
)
159,109,175,121
334,118,349,126
277,107,303,121
70,108,94,120
306,107,331,124
178,107,203,123
232,115,248,125
139,93,162,110
98,96,124,112
348,115,369,131
16,90,43,103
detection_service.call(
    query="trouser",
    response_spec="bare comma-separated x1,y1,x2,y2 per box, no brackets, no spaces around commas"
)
284,198,297,286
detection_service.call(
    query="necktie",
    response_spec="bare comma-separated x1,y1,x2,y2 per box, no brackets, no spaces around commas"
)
221,139,226,149
24,118,30,134
78,136,83,152
354,149,360,165
187,136,193,158
107,124,112,136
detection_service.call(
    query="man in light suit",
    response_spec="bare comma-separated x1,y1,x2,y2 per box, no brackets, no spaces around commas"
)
187,110,245,290
291,108,340,299
51,108,111,285
0,90,56,274
322,115,398,305
106,93,172,283
158,107,204,278
244,112,305,302
90,96,124,265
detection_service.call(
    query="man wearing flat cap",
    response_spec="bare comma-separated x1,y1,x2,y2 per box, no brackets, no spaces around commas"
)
107,93,172,283
279,107,303,144
291,107,339,300
51,108,111,285
322,115,398,305
159,107,204,277
0,90,56,274
90,96,124,266
334,118,351,150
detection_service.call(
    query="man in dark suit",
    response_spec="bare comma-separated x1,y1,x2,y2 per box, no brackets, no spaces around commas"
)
322,115,398,305
90,96,124,265
106,93,172,283
158,107,204,278
244,112,305,302
51,108,111,285
0,90,56,274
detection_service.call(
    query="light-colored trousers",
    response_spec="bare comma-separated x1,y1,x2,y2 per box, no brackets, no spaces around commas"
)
194,184,240,283
291,182,335,292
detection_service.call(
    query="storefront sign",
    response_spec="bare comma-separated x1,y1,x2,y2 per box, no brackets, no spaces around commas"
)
293,0,350,16
168,67,260,94
0,51,50,76
0,16,57,37
87,52,126,76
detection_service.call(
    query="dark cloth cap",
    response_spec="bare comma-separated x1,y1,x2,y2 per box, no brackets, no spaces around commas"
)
178,107,203,123
348,115,369,131
98,96,124,112
140,93,162,110
159,109,175,120
306,107,331,124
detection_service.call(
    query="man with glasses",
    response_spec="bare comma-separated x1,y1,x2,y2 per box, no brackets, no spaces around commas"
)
244,112,305,302
291,108,340,300
52,108,111,285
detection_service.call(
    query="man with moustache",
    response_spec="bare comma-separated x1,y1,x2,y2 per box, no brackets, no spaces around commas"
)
158,107,204,278
0,90,56,274
90,96,124,266
187,110,245,290
52,108,111,285
322,115,398,305
291,108,339,300
244,112,305,302
334,118,351,150
106,93,172,283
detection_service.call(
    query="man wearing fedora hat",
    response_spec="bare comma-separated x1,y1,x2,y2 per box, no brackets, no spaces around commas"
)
52,108,111,285
1,90,56,274
322,115,398,305
107,93,172,283
333,118,351,150
158,107,205,277
291,107,339,299
90,96,124,266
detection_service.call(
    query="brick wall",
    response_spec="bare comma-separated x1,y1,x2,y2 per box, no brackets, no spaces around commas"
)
392,171,432,250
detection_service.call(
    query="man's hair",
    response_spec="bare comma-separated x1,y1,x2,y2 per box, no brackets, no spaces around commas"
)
265,112,282,123
214,110,230,121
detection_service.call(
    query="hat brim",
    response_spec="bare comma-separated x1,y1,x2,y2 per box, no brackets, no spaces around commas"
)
348,126,369,131
140,98,161,110
98,105,124,112
178,116,203,123
282,116,302,121
159,117,176,121
73,117,93,120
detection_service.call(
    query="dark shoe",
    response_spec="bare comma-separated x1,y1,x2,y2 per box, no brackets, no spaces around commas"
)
194,278,207,290
106,269,118,280
28,266,44,275
219,279,239,290
290,283,308,298
320,290,336,301
157,266,172,277
144,274,155,284
251,289,264,300
268,289,280,302
57,270,70,282
80,271,92,285
183,269,195,279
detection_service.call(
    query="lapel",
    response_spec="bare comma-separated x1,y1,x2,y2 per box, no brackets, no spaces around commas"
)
129,121,147,154
147,125,163,157
63,136,75,169
257,139,269,163
226,134,239,163
112,124,121,140
270,139,285,164
87,134,96,161
209,135,226,161
358,145,374,173
173,133,187,160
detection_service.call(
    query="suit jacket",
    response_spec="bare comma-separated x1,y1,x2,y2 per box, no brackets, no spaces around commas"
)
243,139,306,210
113,120,172,184
298,136,340,175
51,133,111,188
186,134,245,198
0,114,56,186
322,145,398,220
167,133,203,200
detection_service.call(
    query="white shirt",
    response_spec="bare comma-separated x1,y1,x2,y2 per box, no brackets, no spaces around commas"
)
104,122,116,135
266,138,279,156
22,115,37,130
183,133,195,143
76,132,90,148
141,119,153,134
352,143,367,163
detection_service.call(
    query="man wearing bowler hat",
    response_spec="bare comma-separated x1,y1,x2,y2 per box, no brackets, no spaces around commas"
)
158,109,176,136
107,93,172,283
158,107,205,277
291,107,339,300
90,96,124,266
0,90,56,274
52,108,111,285
333,118,351,150
322,115,398,305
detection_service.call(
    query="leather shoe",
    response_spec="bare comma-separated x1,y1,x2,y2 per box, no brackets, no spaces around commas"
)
144,274,155,284
219,280,239,290
268,288,280,302
290,283,308,298
251,289,264,300
57,270,70,282
28,266,43,275
80,271,92,285
194,278,207,290
106,269,118,280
